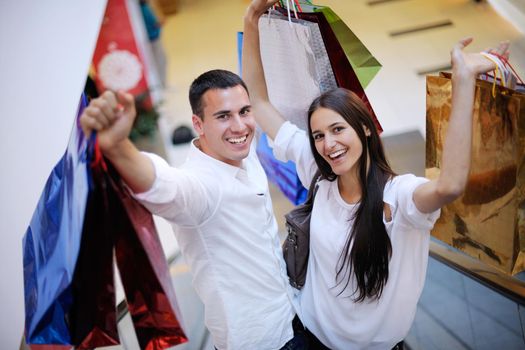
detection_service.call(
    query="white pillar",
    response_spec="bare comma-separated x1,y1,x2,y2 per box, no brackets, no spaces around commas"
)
0,1,107,348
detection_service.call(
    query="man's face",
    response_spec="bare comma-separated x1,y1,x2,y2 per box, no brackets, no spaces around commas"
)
192,85,255,167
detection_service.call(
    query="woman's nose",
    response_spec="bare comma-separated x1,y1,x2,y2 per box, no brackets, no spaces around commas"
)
324,134,336,149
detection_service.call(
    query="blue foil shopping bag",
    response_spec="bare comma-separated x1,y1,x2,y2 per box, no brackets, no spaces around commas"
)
22,95,94,345
256,133,307,204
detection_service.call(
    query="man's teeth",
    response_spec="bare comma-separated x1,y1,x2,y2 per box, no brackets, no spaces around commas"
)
329,149,346,159
228,136,247,144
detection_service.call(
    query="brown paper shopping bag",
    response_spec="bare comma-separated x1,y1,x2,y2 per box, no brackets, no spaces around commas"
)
426,72,525,275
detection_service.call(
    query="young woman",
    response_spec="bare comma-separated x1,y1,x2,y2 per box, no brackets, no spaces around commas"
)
242,1,509,349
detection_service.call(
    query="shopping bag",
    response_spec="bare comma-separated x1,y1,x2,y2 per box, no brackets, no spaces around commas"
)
22,95,110,346
85,138,188,349
259,12,338,131
246,12,335,204
23,94,187,349
67,135,119,349
292,8,382,132
426,72,525,275
238,30,308,204
292,3,382,88
106,162,188,349
252,10,381,203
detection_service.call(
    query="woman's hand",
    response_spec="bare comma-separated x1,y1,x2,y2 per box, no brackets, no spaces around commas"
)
246,0,280,18
451,38,510,78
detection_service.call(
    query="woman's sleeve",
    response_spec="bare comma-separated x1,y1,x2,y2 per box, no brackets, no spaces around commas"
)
271,121,318,187
393,174,441,230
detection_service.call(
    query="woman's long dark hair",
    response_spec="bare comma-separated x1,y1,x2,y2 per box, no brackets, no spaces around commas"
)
307,88,397,302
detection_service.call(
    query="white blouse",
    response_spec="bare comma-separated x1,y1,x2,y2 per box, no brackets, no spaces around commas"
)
273,122,440,350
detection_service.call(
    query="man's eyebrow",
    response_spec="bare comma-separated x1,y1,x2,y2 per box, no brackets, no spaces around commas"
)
213,105,252,116
212,110,231,116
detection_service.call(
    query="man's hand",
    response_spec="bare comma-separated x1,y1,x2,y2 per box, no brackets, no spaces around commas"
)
79,90,136,153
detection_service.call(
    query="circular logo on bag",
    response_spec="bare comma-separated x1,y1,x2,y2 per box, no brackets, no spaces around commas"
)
98,49,143,91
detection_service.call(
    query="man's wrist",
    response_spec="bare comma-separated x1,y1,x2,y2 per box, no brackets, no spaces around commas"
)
102,138,135,161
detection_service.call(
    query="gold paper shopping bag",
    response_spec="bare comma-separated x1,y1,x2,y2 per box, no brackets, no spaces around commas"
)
426,72,525,275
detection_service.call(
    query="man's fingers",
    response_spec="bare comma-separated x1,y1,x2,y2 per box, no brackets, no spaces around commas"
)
84,106,111,128
100,90,118,110
81,114,105,133
90,99,116,125
116,90,135,113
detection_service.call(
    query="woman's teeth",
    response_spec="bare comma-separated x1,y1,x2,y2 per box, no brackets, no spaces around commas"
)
328,149,347,159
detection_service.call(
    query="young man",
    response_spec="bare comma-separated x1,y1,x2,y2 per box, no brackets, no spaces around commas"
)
80,70,305,350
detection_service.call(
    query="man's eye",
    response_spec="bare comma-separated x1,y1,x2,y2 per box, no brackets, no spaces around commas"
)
240,108,251,116
217,114,228,120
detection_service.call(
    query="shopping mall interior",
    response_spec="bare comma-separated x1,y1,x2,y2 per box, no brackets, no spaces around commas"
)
147,1,525,348
2,0,525,349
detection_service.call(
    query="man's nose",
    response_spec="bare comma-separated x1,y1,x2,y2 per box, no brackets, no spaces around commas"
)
230,115,244,132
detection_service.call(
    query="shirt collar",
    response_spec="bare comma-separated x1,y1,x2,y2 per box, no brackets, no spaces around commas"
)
186,138,246,179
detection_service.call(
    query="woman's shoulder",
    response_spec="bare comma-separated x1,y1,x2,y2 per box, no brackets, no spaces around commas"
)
384,173,428,201
386,173,427,188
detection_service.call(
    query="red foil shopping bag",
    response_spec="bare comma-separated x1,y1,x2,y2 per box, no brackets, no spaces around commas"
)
91,145,187,349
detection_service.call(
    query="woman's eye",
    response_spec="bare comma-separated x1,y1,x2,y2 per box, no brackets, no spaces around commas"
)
333,126,344,133
313,134,323,141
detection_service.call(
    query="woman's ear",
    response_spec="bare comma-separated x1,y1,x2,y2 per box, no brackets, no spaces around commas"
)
363,125,371,137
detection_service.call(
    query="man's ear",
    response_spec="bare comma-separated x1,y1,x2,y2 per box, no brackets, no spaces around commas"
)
192,114,204,136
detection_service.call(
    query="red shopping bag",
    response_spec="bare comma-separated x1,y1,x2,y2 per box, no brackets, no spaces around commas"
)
91,141,188,349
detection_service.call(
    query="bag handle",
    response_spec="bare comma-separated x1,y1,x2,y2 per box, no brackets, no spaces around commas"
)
490,51,524,85
480,51,524,97
304,170,322,206
481,52,505,97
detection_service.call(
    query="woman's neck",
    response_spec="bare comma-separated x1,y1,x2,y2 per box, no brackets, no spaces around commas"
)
337,171,362,204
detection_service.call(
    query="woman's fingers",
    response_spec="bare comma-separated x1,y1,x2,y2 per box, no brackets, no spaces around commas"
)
495,41,510,59
458,37,473,49
487,41,510,59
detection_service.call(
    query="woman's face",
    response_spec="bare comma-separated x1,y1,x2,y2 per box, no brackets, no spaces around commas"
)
310,107,364,176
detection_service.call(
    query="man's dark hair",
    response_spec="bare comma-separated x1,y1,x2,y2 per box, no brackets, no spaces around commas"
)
189,69,248,119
